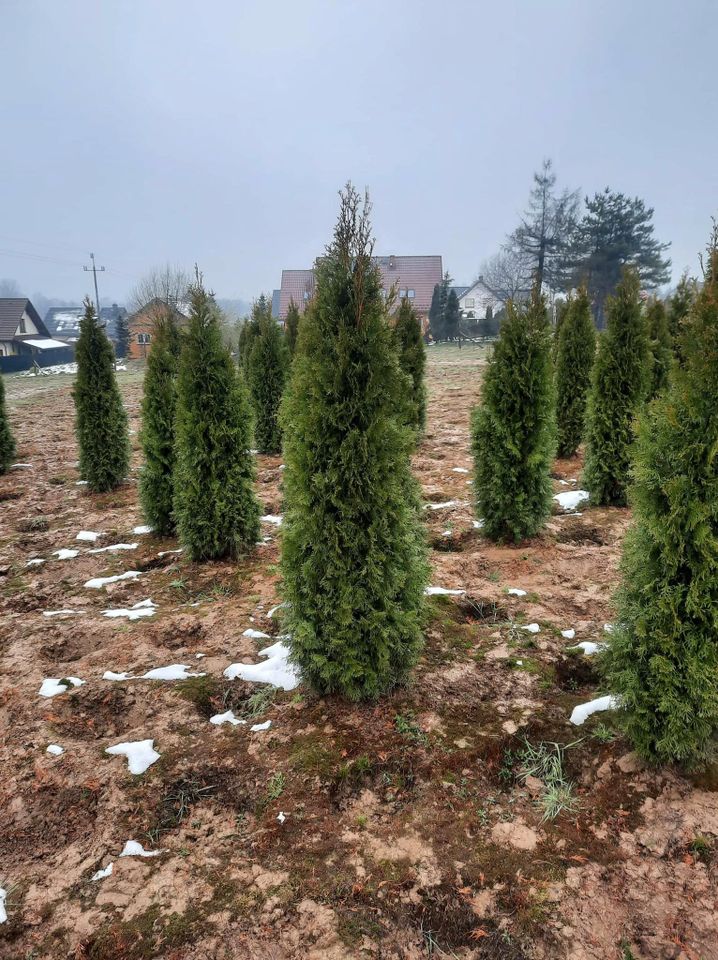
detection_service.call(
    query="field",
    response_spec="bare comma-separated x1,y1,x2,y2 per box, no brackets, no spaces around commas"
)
1,344,716,960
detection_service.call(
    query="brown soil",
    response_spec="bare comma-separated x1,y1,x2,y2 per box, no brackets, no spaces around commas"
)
1,347,716,960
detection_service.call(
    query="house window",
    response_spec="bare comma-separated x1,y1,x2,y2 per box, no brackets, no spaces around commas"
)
303,291,310,301
407,289,415,298
137,332,152,344
465,298,475,308
18,316,26,334
399,289,407,298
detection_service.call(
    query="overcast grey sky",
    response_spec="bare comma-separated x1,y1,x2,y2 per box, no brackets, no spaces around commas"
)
1,0,716,304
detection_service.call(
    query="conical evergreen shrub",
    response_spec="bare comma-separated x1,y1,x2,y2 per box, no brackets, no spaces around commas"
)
394,297,427,434
667,273,696,358
174,280,260,561
555,288,595,458
583,269,650,506
285,299,300,356
139,313,181,534
247,311,289,454
73,297,130,492
0,372,16,474
603,235,718,767
280,185,429,701
646,298,672,399
471,289,556,542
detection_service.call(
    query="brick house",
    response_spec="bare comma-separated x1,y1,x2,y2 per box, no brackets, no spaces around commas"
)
127,299,187,360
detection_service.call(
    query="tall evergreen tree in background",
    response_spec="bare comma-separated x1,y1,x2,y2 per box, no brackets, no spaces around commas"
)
583,269,649,506
604,232,718,767
555,288,596,458
428,272,451,341
646,298,673,399
394,297,426,434
444,288,461,340
115,311,131,360
73,297,130,492
239,295,271,379
174,279,260,561
0,373,16,474
281,185,429,700
667,273,697,365
247,311,290,454
285,298,301,356
139,312,181,534
471,289,555,541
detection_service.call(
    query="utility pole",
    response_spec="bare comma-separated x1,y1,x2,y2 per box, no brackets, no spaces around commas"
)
83,253,105,319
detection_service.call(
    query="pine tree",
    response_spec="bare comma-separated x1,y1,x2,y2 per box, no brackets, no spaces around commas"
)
174,279,260,561
555,288,596,458
247,311,290,454
583,269,650,506
471,289,556,542
139,313,181,534
0,372,16,474
394,297,427,433
285,299,300,356
444,288,460,340
281,185,429,700
646,298,672,399
73,297,130,492
603,233,718,767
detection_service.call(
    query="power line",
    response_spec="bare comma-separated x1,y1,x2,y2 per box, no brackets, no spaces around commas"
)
83,253,106,318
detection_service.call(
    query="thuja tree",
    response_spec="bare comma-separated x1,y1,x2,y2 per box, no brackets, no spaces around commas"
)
471,289,556,542
174,280,260,560
281,185,429,700
74,297,130,492
646,298,672,399
555,288,596,457
247,311,290,454
139,312,181,534
667,273,696,359
0,372,16,474
583,269,650,506
603,235,718,767
285,299,300,356
394,297,427,433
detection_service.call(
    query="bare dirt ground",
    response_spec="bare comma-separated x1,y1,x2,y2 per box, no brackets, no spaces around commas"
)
1,345,716,960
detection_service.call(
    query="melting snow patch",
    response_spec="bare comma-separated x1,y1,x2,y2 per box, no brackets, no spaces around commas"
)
561,629,576,639
102,599,156,621
224,641,300,691
424,500,459,510
277,811,286,823
424,586,465,596
210,710,247,727
570,695,619,726
251,720,272,732
10,463,32,470
39,677,85,698
140,664,205,681
553,490,590,512
157,548,182,557
472,519,484,529
53,549,79,560
261,514,283,526
0,887,6,923
46,744,65,756
507,588,527,597
571,641,606,656
26,558,45,566
106,739,161,774
119,840,162,858
84,571,141,589
75,480,88,486
89,543,138,553
43,609,82,617
452,467,469,474
604,623,614,634
103,671,133,681
91,863,113,881
132,525,153,535
243,628,271,640
267,602,288,618
195,653,206,659
522,623,540,634
76,530,100,542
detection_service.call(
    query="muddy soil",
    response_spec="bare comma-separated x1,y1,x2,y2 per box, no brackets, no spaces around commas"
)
1,346,716,960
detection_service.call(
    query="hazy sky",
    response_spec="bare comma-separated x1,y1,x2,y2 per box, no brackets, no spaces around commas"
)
2,0,716,304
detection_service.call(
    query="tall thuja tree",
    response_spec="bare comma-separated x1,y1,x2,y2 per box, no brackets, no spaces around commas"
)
238,297,269,380
555,288,596,457
139,312,181,534
444,288,461,341
603,233,718,767
247,312,290,454
74,297,130,492
429,272,451,341
394,297,426,433
0,372,16,474
285,299,301,356
281,185,429,700
667,273,697,366
646,298,672,400
471,288,556,541
583,269,650,506
174,279,260,560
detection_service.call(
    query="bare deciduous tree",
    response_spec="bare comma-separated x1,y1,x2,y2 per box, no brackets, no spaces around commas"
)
479,247,533,304
129,264,192,317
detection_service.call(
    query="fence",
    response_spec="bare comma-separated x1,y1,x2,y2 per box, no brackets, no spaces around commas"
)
0,347,76,375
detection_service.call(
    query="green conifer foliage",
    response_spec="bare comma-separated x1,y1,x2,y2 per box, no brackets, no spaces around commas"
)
139,314,180,534
174,280,260,561
73,297,130,492
444,288,460,340
471,289,556,542
285,299,300,356
555,288,596,458
603,237,718,767
667,273,696,355
0,372,16,474
646,298,673,399
280,186,429,700
394,297,427,433
247,312,289,454
583,269,650,506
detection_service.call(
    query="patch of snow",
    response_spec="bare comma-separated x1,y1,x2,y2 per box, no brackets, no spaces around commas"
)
261,514,283,526
569,695,619,726
522,623,540,634
26,558,46,566
561,629,576,640
267,603,287,618
210,710,247,727
553,490,590,512
571,641,607,656
103,671,133,681
224,640,300,691
140,664,205,681
102,599,156,621
424,586,466,596
10,463,32,470
105,738,161,774
603,623,614,634
243,628,271,640
472,519,484,529
91,863,113,881
157,548,182,557
119,840,163,858
39,677,85,698
76,530,100,542
43,609,82,617
251,720,272,732
277,811,286,823
88,543,138,553
424,500,459,510
46,744,65,756
507,588,527,597
452,467,469,474
20,362,78,377
53,548,80,560
195,653,206,659
75,480,88,486
0,887,6,923
84,570,141,589
132,525,153,535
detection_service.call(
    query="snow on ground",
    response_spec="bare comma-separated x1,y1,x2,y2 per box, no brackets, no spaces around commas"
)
103,671,133,681
251,720,272,732
243,628,271,640
0,887,6,923
120,840,163,858
90,863,113,882
472,519,484,529
157,548,182,557
569,695,619,726
424,586,466,596
210,710,247,727
84,571,141,589
267,603,288,618
88,543,138,554
26,558,45,566
105,739,161,774
43,609,83,618
224,641,300,691
507,588,527,597
102,599,156,621
561,628,576,639
277,811,286,823
53,549,79,560
76,531,100,542
570,641,606,656
424,501,459,510
451,467,469,474
140,664,205,681
553,490,590,512
75,480,88,486
46,744,65,756
521,623,540,633
132,525,153,535
39,677,85,698
604,623,614,634
261,515,283,526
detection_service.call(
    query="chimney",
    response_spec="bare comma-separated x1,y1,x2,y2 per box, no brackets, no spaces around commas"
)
389,255,396,270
